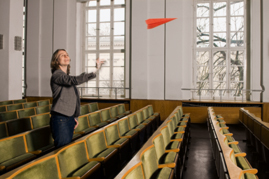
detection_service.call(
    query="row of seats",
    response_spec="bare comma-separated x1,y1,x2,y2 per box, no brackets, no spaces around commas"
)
239,108,269,167
0,102,130,175
1,105,160,179
118,106,190,179
0,99,27,106
208,107,258,179
0,112,51,139
0,100,50,112
0,104,51,122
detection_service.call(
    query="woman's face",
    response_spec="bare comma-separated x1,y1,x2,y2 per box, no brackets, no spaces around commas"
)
57,50,70,67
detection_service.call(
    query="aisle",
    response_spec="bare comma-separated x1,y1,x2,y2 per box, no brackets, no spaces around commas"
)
182,123,218,179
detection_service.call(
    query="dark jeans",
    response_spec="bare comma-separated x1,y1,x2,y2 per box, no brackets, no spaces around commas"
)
50,114,75,148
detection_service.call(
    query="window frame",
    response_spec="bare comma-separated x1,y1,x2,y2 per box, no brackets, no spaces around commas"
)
193,0,247,100
83,0,126,98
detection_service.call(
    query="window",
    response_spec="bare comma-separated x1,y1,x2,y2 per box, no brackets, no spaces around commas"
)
84,0,126,98
194,0,245,100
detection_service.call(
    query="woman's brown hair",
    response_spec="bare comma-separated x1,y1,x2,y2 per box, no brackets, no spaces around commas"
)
50,49,71,75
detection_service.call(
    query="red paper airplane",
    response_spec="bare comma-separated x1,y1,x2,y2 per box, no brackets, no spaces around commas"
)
145,18,177,29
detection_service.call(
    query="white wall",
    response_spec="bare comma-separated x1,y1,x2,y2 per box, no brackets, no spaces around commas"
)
0,0,23,101
131,0,193,100
26,0,79,97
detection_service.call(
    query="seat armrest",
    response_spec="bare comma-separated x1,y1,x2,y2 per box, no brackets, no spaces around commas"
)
28,150,42,155
234,153,247,157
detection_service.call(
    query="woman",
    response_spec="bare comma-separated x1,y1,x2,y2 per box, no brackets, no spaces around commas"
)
50,49,104,148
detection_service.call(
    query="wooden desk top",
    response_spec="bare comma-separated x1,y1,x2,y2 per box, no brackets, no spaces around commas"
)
240,108,269,128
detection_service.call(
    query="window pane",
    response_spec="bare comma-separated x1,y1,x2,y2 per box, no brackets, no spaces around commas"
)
99,53,110,66
85,81,97,95
87,54,97,66
213,82,226,96
114,0,125,5
230,17,244,31
213,51,226,65
114,36,124,49
100,0,110,6
100,9,110,22
197,3,209,17
87,23,96,36
213,33,226,47
230,66,244,81
196,51,209,66
99,37,110,50
87,1,97,7
213,2,226,16
231,51,244,66
99,67,110,80
113,67,124,80
113,53,124,66
100,23,110,36
213,17,226,32
114,8,125,21
99,81,110,96
197,33,209,47
112,81,124,96
196,82,210,96
86,37,96,50
87,10,96,23
231,2,244,16
213,66,226,81
230,82,243,97
197,18,209,33
114,22,125,35
197,66,209,81
87,67,96,74
231,32,244,47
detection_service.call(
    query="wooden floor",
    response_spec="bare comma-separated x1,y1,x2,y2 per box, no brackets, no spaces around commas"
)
182,123,268,179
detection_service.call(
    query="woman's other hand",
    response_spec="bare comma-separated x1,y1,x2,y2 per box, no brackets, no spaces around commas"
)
74,118,79,129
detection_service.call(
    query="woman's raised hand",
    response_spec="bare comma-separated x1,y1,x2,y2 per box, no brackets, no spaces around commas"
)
96,58,106,70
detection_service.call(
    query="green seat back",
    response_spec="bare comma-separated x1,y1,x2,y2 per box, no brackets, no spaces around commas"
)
89,103,98,112
118,104,126,114
0,111,18,122
148,106,154,116
23,102,37,109
236,156,251,170
31,113,50,129
124,163,144,179
35,105,50,115
26,126,53,152
153,135,165,161
86,132,107,158
0,101,13,106
37,100,49,106
80,105,90,116
141,146,159,179
11,157,60,179
243,173,257,179
142,108,149,119
178,107,183,118
7,118,32,136
0,122,8,139
104,125,120,145
88,112,102,126
18,108,36,118
101,109,111,122
167,121,175,137
118,118,130,136
75,115,90,133
128,115,138,129
0,136,27,164
161,127,171,147
57,142,89,178
13,99,27,104
7,104,23,111
136,111,144,124
110,106,119,118
0,106,6,112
